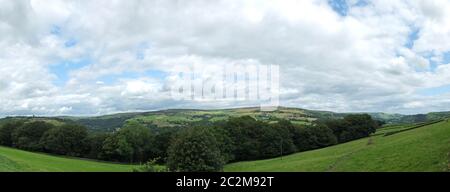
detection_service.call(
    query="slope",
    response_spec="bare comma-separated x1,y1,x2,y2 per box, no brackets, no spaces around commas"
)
225,120,450,172
0,146,136,172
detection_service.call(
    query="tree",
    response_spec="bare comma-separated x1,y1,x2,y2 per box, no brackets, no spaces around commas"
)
40,124,88,156
102,122,154,163
375,120,386,127
86,133,110,159
224,116,264,161
259,123,296,158
0,121,23,146
308,124,337,148
210,124,235,163
216,117,299,161
324,118,348,142
290,124,337,152
325,114,378,143
151,127,180,163
291,125,314,151
101,133,127,162
12,121,54,151
167,127,224,172
272,121,297,155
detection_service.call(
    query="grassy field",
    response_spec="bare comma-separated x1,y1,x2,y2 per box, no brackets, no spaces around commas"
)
225,120,450,172
5,107,449,132
0,146,137,172
1,119,450,172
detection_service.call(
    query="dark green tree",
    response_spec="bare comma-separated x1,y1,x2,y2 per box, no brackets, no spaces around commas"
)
326,114,378,143
101,133,127,162
40,124,88,156
85,132,110,159
308,124,338,148
224,116,264,161
102,122,154,163
0,121,24,146
167,127,224,172
210,124,235,163
290,124,337,151
151,127,180,163
12,121,54,151
259,123,296,158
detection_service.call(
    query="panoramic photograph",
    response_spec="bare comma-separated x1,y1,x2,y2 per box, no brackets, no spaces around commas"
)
1,0,450,179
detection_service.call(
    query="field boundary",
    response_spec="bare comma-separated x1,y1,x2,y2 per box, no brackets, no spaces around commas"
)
447,139,450,172
383,120,443,137
447,151,450,172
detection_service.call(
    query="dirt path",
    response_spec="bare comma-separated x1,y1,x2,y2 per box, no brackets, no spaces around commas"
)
447,150,450,172
367,137,374,145
326,137,374,172
446,151,450,172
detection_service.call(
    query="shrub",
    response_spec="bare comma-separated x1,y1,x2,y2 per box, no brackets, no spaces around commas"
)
133,158,168,172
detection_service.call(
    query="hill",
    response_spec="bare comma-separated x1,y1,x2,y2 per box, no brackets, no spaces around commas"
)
1,116,449,172
62,107,333,132
0,146,136,172
225,120,450,172
59,108,450,132
2,107,450,133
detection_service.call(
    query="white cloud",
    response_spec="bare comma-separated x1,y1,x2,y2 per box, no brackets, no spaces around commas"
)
1,0,450,116
413,0,450,52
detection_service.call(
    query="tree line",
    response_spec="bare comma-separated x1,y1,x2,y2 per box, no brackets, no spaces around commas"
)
166,114,379,171
0,114,380,171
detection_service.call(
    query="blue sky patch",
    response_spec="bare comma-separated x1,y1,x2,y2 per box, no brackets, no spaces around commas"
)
143,69,167,79
50,25,77,48
328,0,369,16
417,84,450,96
354,0,369,7
97,71,140,84
405,28,420,49
328,0,349,16
96,70,168,84
64,38,77,48
443,51,450,64
413,51,439,72
136,42,151,60
50,57,93,86
50,25,62,36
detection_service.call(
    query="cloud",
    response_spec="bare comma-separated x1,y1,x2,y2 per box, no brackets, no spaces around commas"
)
1,0,450,116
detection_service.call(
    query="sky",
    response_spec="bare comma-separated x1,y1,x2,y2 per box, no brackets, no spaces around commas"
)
1,0,450,116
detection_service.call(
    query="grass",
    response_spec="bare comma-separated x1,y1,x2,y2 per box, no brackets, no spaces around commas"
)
225,120,450,172
0,146,137,172
2,119,449,172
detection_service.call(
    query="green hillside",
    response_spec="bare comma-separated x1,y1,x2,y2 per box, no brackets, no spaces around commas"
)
3,107,450,132
63,107,323,132
60,108,450,131
0,146,136,172
1,119,450,172
225,120,450,172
